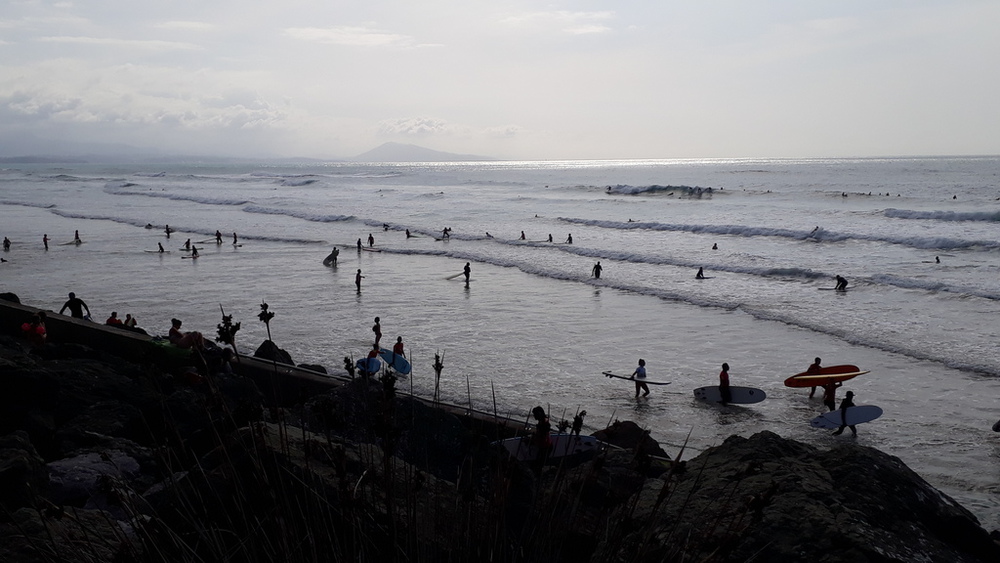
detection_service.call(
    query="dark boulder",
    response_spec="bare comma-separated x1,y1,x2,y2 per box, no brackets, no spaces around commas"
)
253,339,294,365
0,431,49,511
0,292,20,304
593,419,669,458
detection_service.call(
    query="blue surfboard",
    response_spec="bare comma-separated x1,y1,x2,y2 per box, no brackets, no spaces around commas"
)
378,348,412,375
356,357,381,376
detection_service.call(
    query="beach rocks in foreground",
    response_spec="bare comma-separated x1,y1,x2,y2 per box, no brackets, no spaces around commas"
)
1,332,999,562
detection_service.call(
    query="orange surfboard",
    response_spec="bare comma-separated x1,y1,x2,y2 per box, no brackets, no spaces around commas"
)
784,365,868,388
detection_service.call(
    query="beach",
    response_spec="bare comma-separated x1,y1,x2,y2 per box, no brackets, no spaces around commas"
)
2,156,999,528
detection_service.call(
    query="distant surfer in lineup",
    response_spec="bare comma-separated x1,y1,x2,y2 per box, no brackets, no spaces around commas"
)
355,269,364,291
157,243,165,253
183,239,191,250
485,232,492,238
165,225,172,238
696,267,705,279
3,237,10,251
43,234,49,250
442,227,451,239
835,275,848,291
74,230,81,244
463,262,471,283
383,223,389,232
233,232,238,245
368,233,375,247
592,261,602,279
632,359,650,397
325,247,339,265
406,229,412,238
357,238,362,251
935,256,940,263
190,245,199,258
215,230,223,244
712,243,718,250
832,391,858,436
520,231,526,240
547,234,553,242
719,363,732,405
807,357,822,398
372,317,382,346
566,234,573,244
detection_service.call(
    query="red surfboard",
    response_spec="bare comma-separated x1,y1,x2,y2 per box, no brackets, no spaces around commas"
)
784,365,868,388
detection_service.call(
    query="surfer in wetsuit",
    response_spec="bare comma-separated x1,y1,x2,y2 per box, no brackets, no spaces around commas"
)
696,267,705,279
463,262,471,283
165,225,172,238
530,406,552,470
357,238,362,251
233,232,238,244
632,359,650,398
43,234,49,250
74,230,81,243
566,233,573,244
807,357,822,398
719,362,732,405
592,261,602,279
3,237,10,251
835,275,848,291
547,234,553,242
190,245,199,258
59,292,90,319
355,269,364,291
157,243,165,253
406,229,412,238
392,336,405,366
520,231,526,240
821,381,842,412
368,233,375,247
372,317,382,346
183,239,191,250
215,230,223,244
832,391,857,436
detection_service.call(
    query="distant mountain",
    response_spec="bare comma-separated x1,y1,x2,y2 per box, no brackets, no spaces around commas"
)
351,142,494,162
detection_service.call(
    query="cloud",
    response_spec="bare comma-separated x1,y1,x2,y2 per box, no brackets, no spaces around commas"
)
377,117,455,137
155,21,217,32
484,125,524,138
500,10,615,35
38,36,202,51
285,25,415,48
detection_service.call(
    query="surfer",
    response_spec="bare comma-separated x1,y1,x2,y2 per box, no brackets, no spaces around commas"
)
696,267,705,279
442,227,451,239
520,231,526,240
190,246,199,258
59,292,91,319
325,247,339,265
355,269,364,291
165,225,172,238
566,234,573,244
233,232,238,245
169,318,205,350
215,230,223,244
632,359,650,398
368,233,375,247
157,243,165,253
43,234,49,250
406,229,412,238
463,262,471,283
383,223,389,232
547,234,553,243
357,238,362,251
392,336,405,363
485,232,492,238
935,256,940,263
372,317,382,346
835,275,848,291
530,406,552,469
3,237,10,251
807,357,822,398
832,391,858,436
592,261,602,279
719,363,732,405
74,230,81,243
712,243,718,250
821,381,842,412
183,239,191,250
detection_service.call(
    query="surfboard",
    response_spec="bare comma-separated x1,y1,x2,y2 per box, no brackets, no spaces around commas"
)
233,244,243,247
602,371,671,385
361,247,381,252
818,287,849,291
785,365,868,388
59,240,84,246
181,255,199,259
694,386,766,404
356,357,381,375
145,250,171,253
695,276,715,280
810,405,883,429
322,252,338,266
498,434,600,462
378,348,411,375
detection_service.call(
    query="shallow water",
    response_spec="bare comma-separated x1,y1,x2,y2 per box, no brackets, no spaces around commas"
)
2,156,999,528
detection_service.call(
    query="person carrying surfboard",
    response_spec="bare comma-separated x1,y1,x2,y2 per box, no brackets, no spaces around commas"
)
463,262,471,283
821,381,843,412
832,391,858,436
807,357,822,398
632,359,650,398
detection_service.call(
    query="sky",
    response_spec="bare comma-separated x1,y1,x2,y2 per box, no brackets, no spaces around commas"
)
1,1,999,160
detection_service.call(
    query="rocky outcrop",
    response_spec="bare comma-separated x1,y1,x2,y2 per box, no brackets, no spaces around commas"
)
253,339,294,365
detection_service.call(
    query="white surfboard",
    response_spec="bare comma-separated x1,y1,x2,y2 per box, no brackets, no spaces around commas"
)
498,434,600,462
603,371,671,385
810,405,883,429
694,385,766,404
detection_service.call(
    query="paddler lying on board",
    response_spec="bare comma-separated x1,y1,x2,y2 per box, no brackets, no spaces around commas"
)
632,359,650,398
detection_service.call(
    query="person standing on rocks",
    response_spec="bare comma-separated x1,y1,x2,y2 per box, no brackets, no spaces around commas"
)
59,292,91,319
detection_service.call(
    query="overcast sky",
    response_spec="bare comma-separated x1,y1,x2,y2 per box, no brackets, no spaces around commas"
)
2,1,998,160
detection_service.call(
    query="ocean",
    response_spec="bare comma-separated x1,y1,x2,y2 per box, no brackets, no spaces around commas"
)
2,156,999,528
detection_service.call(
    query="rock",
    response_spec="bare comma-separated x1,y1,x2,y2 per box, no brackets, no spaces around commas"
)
621,431,1000,563
297,363,327,374
0,292,20,304
593,419,669,458
253,340,294,365
47,450,141,506
0,431,49,511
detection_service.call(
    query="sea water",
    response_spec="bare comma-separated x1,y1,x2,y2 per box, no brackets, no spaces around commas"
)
2,156,1000,528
